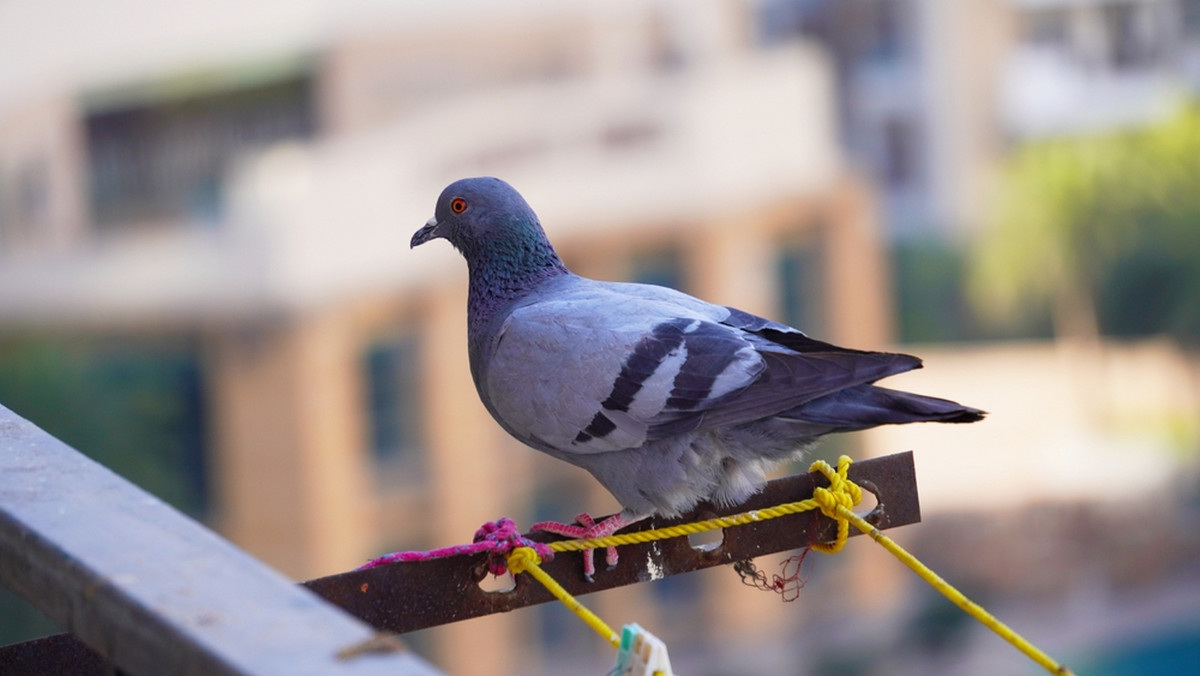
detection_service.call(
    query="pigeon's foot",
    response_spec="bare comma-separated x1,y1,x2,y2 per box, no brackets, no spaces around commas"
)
531,512,645,582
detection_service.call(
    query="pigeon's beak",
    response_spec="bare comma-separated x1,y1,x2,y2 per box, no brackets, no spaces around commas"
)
411,216,444,248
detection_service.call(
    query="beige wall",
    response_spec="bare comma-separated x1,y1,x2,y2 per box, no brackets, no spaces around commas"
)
206,311,374,579
920,0,1018,236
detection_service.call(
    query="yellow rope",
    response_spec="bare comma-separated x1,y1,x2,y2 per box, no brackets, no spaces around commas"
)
506,455,1074,675
837,506,1074,675
506,546,620,648
544,461,861,555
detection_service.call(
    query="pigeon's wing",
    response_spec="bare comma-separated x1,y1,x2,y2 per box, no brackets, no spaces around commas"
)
480,280,923,455
689,306,926,430
480,286,757,454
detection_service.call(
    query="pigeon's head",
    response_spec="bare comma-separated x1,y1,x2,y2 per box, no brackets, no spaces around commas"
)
411,177,545,256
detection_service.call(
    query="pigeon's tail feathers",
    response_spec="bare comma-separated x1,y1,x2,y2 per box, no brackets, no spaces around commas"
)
787,385,985,431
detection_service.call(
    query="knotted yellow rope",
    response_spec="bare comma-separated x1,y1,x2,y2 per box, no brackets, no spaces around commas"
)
505,456,1074,675
541,458,862,557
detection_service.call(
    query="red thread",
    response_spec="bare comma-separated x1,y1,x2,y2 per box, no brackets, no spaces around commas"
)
735,549,812,602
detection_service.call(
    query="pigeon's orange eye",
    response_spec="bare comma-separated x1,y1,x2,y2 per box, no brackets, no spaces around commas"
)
450,197,468,214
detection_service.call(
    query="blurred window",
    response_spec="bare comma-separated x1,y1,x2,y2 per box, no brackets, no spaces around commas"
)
755,0,810,46
1104,2,1160,69
864,0,909,63
16,160,50,228
85,75,315,228
0,158,51,251
778,233,827,333
1183,0,1200,36
883,116,919,187
363,331,426,478
1023,9,1070,51
649,7,688,71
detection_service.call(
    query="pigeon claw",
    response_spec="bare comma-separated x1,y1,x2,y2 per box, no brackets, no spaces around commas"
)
531,511,634,582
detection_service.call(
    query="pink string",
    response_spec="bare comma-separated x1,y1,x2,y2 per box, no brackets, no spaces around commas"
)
358,517,555,576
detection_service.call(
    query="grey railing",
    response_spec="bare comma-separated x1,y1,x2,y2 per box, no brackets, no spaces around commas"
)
0,404,441,675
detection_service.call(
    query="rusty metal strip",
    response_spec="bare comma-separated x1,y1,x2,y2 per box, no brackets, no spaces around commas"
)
3,451,919,668
304,451,920,634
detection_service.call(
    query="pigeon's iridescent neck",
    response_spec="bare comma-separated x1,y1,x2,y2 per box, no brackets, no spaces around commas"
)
463,230,568,335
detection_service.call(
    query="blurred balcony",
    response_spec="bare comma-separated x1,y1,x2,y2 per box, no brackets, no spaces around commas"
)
1000,46,1186,137
0,43,840,328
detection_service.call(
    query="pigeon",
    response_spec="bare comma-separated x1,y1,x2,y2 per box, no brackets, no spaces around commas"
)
411,177,984,578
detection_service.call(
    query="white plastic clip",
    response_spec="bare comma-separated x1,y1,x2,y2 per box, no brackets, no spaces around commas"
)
612,623,674,676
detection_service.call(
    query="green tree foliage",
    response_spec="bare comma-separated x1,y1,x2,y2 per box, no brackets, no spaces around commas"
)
892,238,1055,344
970,104,1200,345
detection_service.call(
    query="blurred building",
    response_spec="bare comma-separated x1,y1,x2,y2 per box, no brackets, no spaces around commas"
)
769,0,1200,238
0,1,896,673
